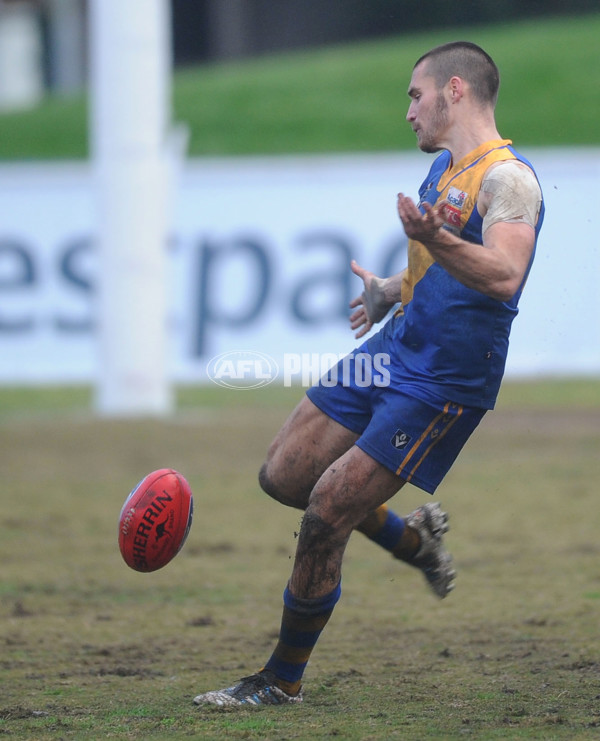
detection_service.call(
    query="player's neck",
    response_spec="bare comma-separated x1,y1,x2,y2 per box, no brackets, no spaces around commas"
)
445,118,502,168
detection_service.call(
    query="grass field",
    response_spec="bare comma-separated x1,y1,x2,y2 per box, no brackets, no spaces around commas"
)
0,13,599,160
1,379,599,740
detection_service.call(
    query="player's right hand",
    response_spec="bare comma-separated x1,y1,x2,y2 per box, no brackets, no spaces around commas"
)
349,260,391,339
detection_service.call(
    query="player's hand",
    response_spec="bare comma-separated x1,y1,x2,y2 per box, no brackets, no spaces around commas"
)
349,260,391,339
397,193,446,242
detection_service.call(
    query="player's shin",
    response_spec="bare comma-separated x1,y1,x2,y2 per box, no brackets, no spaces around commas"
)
262,582,341,696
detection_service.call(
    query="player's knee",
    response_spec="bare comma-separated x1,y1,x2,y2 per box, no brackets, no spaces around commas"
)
258,459,278,498
306,485,346,531
307,478,366,535
258,459,304,509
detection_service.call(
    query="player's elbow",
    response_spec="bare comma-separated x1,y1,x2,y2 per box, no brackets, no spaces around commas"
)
486,276,520,302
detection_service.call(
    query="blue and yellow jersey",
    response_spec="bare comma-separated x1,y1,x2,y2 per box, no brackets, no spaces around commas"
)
388,139,545,409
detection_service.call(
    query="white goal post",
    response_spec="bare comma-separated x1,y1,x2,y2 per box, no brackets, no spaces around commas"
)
89,0,175,416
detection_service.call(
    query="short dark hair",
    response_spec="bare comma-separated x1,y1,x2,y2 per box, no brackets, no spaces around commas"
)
415,41,500,106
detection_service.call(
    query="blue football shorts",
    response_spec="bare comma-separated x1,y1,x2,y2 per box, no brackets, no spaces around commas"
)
305,350,486,495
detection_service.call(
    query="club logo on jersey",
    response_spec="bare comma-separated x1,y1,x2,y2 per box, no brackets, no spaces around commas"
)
447,186,468,208
391,429,412,450
443,186,469,232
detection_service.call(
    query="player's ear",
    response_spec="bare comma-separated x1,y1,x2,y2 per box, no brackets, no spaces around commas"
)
448,76,464,103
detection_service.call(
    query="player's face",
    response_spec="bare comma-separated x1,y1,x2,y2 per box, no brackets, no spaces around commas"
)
406,63,449,153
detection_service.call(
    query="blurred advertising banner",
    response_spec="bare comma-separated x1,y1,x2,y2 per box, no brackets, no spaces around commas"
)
0,149,598,384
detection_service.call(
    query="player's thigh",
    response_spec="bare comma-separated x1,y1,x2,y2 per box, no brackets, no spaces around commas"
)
259,395,360,507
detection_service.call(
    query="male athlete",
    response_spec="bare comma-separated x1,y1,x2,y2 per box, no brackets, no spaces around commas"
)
194,41,544,706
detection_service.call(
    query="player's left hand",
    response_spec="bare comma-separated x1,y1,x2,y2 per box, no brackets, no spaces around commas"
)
397,193,446,242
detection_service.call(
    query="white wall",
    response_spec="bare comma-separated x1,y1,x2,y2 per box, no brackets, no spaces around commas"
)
0,148,598,384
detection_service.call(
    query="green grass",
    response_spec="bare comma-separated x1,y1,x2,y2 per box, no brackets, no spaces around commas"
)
0,376,597,420
1,380,599,738
0,13,598,160
1,380,600,739
496,376,600,408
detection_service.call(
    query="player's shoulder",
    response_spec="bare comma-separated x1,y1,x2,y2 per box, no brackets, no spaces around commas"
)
483,158,537,185
482,159,541,200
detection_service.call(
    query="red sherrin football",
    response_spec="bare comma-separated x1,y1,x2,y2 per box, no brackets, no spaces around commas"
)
118,468,193,572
